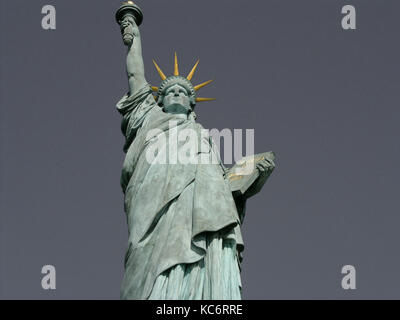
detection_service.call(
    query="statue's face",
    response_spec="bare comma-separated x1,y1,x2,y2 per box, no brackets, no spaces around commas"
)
162,84,191,114
120,14,135,45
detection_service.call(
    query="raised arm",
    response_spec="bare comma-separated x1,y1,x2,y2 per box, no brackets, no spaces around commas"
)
119,15,147,96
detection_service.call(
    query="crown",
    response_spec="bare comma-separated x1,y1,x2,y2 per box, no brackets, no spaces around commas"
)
151,52,215,104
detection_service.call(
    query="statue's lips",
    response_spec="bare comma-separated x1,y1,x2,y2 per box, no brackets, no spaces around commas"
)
170,98,185,104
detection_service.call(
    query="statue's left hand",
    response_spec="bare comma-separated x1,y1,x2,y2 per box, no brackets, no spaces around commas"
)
256,158,275,175
239,157,275,199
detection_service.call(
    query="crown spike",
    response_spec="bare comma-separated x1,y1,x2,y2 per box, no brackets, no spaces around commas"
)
174,52,179,76
196,97,216,102
194,79,214,91
152,59,167,80
187,59,200,81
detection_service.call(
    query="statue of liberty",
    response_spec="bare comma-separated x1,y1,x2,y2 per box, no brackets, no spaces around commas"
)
115,1,275,300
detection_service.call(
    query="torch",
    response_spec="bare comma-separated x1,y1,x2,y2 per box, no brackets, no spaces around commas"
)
115,1,143,46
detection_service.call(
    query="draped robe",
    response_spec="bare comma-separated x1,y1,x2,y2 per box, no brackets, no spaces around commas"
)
116,84,245,300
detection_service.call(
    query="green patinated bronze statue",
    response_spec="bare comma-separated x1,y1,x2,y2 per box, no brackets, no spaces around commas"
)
114,1,275,300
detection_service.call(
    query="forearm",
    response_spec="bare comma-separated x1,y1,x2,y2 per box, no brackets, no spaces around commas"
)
126,34,147,95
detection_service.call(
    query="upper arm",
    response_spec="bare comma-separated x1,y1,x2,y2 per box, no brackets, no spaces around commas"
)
128,73,147,96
